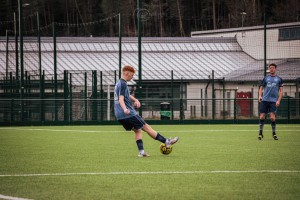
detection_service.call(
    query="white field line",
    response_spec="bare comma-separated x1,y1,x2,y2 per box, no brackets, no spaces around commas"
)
0,170,299,177
0,127,299,133
0,194,33,200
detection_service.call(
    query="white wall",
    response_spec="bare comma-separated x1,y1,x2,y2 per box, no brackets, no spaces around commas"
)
236,30,300,60
192,22,300,60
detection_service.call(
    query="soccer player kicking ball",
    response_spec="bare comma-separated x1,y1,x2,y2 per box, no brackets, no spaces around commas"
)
114,65,179,157
258,63,283,140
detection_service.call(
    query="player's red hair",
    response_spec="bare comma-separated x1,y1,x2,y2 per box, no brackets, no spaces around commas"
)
122,65,136,73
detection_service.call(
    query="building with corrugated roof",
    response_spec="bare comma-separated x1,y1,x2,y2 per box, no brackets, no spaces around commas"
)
0,22,299,121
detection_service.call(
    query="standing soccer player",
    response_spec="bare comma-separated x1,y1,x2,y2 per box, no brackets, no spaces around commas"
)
258,63,283,140
114,65,179,157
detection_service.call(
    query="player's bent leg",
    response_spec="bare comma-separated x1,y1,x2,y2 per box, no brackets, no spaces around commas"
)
142,124,179,147
142,124,158,139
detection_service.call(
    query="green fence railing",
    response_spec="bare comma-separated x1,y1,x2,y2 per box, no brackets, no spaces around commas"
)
0,98,299,125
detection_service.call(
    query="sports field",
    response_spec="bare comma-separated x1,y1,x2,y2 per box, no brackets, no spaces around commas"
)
0,124,299,200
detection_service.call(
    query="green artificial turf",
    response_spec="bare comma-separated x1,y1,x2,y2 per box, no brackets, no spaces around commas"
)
0,124,299,199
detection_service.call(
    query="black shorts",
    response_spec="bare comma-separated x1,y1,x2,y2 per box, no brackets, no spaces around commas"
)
118,115,146,131
259,101,277,114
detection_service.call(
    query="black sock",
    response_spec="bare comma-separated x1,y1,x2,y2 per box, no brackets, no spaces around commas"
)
155,133,166,143
136,139,144,151
271,121,276,134
259,119,265,135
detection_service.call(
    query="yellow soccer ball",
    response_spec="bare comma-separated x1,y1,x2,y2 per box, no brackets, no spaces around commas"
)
160,143,173,155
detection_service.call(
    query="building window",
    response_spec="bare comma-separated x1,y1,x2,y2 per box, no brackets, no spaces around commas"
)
279,27,300,41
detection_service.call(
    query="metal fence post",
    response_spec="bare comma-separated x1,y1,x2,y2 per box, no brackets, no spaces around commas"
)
84,72,88,121
264,13,267,77
234,98,237,123
171,70,174,120
119,13,122,79
137,0,143,117
40,71,45,121
92,70,97,120
53,22,58,121
222,77,225,120
287,97,290,123
64,70,69,121
18,0,25,122
100,71,103,121
14,12,19,82
180,77,184,121
212,70,215,120
10,72,14,122
5,30,9,83
69,73,73,121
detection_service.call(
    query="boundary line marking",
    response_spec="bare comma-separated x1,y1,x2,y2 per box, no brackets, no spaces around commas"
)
0,194,33,200
0,170,299,177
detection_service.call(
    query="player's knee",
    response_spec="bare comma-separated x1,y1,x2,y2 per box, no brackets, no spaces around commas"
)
269,115,275,121
142,124,152,133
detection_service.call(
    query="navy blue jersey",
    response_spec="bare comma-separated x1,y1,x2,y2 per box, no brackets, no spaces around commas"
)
114,79,137,120
260,75,283,102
